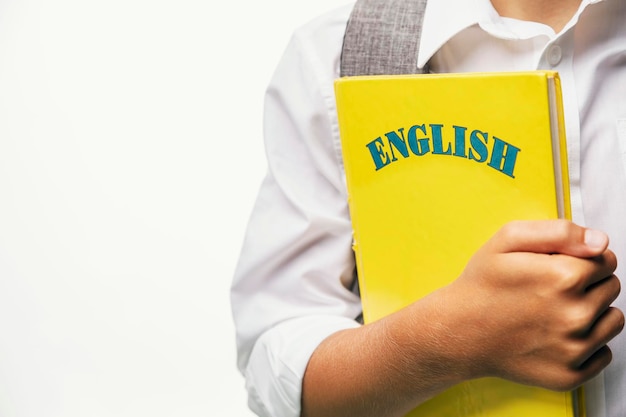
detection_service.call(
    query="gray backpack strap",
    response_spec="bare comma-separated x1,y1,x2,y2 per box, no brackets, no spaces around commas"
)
340,0,429,76
341,0,428,322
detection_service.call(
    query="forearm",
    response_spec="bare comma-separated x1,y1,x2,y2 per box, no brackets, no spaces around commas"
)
301,289,473,417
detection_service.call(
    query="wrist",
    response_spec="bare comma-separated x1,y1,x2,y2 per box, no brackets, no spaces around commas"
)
382,289,480,391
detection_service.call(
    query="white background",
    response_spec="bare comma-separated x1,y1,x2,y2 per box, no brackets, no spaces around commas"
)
0,0,347,415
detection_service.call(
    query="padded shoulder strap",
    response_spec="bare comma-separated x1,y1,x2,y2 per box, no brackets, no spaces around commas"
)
340,0,428,77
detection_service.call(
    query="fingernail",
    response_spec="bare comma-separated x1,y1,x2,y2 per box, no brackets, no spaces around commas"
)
584,229,608,249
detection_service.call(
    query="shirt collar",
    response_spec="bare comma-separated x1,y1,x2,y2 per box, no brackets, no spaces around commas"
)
417,0,607,69
418,0,491,69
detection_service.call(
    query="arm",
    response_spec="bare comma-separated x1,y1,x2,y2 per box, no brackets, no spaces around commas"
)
231,6,363,417
302,220,624,417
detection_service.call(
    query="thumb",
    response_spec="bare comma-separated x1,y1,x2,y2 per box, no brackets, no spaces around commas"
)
489,220,609,258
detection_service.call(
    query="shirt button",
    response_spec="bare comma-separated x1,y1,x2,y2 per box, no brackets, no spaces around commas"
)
547,45,562,66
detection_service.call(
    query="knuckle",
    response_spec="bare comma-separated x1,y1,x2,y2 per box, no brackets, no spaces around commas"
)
499,221,523,241
542,345,614,392
562,340,588,364
564,305,594,334
550,261,584,292
551,219,577,242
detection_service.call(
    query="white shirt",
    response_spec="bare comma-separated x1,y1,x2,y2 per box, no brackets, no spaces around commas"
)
231,0,626,416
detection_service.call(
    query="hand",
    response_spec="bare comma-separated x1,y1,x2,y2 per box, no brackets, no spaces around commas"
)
302,220,623,417
441,219,624,391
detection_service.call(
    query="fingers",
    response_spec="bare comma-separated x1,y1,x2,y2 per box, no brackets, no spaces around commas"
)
547,260,620,339
488,220,609,258
548,249,618,293
554,346,613,392
584,274,621,324
577,345,613,382
575,307,624,375
456,219,622,391
523,306,623,392
583,249,619,289
586,307,625,355
558,285,623,386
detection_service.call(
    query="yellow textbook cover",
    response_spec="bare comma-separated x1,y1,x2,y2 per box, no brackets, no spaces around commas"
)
335,71,582,417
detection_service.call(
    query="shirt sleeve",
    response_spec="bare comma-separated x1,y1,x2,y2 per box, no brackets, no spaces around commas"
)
230,4,362,417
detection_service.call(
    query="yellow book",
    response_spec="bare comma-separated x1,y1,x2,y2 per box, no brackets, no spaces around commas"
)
334,71,582,417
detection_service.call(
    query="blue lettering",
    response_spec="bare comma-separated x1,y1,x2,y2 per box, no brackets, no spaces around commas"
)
469,130,488,163
488,136,520,177
431,124,452,155
364,124,521,178
407,125,430,156
453,125,467,158
365,137,391,170
384,129,409,161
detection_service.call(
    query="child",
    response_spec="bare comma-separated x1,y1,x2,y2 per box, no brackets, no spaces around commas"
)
232,1,626,416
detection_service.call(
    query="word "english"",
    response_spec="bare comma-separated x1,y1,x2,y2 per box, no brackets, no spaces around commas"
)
365,123,521,178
